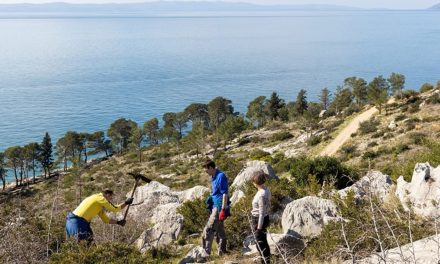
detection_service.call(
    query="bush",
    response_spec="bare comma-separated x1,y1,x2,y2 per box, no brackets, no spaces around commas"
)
307,135,322,146
401,89,419,100
237,137,251,147
394,143,410,155
289,156,357,189
341,144,357,158
409,132,426,145
214,152,244,183
271,131,293,142
395,114,407,122
250,149,271,161
359,119,380,135
420,83,434,93
426,93,440,104
177,193,210,239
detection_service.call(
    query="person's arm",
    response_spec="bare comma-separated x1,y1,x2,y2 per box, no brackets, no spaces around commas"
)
222,193,228,210
96,196,131,213
257,194,265,230
220,173,229,210
98,210,111,224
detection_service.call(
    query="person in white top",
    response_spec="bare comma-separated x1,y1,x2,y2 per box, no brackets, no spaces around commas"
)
251,170,271,264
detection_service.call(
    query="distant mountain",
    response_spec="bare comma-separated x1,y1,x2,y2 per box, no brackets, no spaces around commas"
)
0,1,362,15
429,3,440,9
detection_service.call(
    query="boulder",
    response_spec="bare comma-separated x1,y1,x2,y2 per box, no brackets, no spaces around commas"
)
128,181,209,251
178,246,209,264
348,234,440,264
396,163,440,217
388,120,397,129
243,233,305,257
338,171,392,201
231,160,278,190
175,186,210,203
230,190,245,206
282,196,339,238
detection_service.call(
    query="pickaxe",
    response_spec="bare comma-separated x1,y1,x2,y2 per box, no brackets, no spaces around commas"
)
123,172,152,221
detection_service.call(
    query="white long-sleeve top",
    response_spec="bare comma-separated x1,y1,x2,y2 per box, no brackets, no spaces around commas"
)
251,187,271,229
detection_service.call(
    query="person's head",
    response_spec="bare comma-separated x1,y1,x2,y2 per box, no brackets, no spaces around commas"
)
102,189,114,202
203,159,216,176
252,170,268,188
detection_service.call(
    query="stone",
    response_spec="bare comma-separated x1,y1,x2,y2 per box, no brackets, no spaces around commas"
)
231,160,278,190
175,186,210,203
282,196,339,238
348,234,440,264
395,163,440,218
338,170,392,201
178,246,209,264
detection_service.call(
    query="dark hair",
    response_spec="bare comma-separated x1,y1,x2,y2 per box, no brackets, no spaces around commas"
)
103,189,114,195
203,159,216,169
252,170,268,185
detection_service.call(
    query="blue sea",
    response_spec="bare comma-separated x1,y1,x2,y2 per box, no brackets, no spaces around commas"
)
1,11,440,179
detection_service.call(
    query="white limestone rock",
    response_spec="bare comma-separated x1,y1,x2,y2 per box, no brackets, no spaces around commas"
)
282,196,339,238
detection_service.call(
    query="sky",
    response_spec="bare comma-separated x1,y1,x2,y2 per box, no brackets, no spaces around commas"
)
0,0,438,9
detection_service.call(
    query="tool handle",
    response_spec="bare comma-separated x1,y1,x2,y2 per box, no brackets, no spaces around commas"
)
123,178,139,221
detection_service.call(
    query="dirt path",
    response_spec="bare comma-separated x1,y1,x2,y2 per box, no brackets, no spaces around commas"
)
320,106,378,156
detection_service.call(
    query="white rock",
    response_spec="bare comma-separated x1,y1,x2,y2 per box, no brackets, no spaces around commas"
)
174,186,210,203
388,120,397,129
230,190,245,206
319,110,327,118
282,196,339,238
338,171,392,201
243,233,305,256
395,163,440,217
348,234,440,264
231,160,278,190
178,246,209,264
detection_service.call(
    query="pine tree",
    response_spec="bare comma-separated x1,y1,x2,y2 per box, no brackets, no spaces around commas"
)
367,75,390,114
388,73,405,99
294,89,308,116
319,88,331,110
266,92,284,120
39,132,53,177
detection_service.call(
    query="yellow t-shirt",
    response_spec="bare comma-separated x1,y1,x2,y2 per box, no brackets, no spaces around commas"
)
73,193,123,224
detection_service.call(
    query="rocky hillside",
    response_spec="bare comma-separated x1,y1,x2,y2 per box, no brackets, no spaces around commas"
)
1,86,440,263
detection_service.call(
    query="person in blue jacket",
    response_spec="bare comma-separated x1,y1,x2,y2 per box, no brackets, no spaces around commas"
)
202,159,229,256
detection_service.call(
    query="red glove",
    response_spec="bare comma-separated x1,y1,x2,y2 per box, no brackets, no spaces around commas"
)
219,209,226,221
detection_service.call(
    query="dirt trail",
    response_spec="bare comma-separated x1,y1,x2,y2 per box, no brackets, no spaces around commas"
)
320,106,378,156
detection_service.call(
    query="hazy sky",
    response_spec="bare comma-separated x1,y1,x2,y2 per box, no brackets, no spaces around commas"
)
1,0,438,9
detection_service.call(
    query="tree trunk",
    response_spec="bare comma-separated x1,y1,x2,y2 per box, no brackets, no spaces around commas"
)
14,167,18,187
32,159,36,183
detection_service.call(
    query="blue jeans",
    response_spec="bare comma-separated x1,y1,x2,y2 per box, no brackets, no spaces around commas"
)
65,212,93,244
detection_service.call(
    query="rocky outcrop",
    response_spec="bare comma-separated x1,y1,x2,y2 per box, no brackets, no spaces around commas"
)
243,233,305,256
396,163,440,218
349,234,440,264
178,246,209,264
282,196,339,238
338,171,392,201
231,160,278,190
128,181,209,251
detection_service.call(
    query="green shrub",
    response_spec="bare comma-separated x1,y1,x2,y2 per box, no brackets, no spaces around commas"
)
250,149,271,161
214,152,244,183
395,114,407,122
271,131,293,142
409,132,427,145
340,144,357,158
289,156,357,189
177,193,210,238
359,119,380,135
237,137,251,147
426,93,440,104
307,135,322,146
372,131,385,138
394,143,410,155
420,83,434,93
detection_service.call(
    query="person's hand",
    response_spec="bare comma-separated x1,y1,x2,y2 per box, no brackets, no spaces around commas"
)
116,220,126,226
219,209,226,221
124,197,134,205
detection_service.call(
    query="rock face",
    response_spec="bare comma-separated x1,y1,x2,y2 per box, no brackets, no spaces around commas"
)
231,160,278,190
282,196,339,238
396,163,440,217
129,181,209,251
348,234,440,264
338,171,392,201
243,233,305,257
178,246,209,264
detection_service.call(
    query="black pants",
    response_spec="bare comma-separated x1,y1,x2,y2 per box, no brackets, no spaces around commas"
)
252,215,271,264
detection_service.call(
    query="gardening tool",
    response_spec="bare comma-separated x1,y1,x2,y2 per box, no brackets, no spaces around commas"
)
123,172,152,221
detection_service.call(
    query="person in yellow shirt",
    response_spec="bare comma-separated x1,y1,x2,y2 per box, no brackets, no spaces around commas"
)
65,189,133,244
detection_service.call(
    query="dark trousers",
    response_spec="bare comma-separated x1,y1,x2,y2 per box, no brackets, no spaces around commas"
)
252,215,271,264
65,212,93,245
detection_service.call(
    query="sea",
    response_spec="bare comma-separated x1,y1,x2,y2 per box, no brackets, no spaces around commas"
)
1,11,440,181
